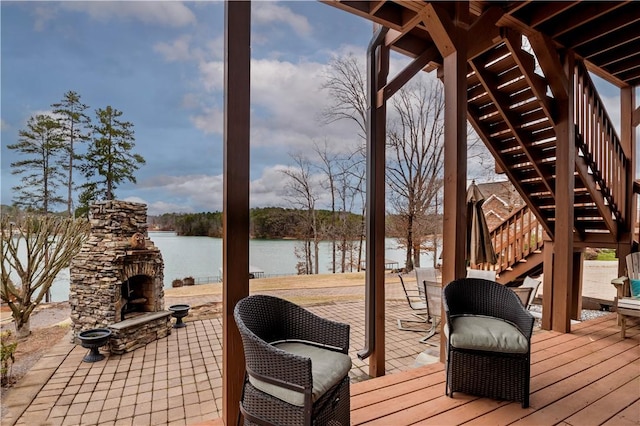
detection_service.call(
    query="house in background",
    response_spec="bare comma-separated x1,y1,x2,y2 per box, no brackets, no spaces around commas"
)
477,181,524,232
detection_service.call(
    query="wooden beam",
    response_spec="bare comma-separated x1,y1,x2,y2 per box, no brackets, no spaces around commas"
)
440,29,467,362
382,6,427,47
466,6,503,59
571,251,584,321
551,51,575,333
361,26,389,377
367,40,389,378
528,31,569,101
542,236,553,330
223,2,251,425
441,52,467,283
379,45,438,104
423,3,458,57
621,86,637,256
369,0,385,15
384,28,404,47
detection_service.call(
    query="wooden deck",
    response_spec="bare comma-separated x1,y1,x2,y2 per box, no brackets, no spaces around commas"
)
202,314,639,425
351,314,639,425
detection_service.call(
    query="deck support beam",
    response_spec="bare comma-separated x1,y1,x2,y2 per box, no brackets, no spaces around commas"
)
433,12,469,288
620,86,637,270
361,26,389,377
571,251,584,321
550,51,575,333
425,4,469,360
222,2,251,424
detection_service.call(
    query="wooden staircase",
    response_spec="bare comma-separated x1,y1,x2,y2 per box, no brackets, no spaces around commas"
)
467,33,630,283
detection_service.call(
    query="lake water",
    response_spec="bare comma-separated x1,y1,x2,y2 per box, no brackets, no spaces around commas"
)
44,232,436,302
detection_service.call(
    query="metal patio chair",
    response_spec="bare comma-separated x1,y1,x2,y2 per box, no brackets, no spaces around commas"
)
397,272,428,331
416,267,442,345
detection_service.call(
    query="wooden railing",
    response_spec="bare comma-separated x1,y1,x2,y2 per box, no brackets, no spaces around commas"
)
574,61,627,223
484,205,544,275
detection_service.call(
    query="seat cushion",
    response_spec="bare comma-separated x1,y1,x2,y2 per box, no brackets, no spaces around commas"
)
630,279,640,298
445,315,529,354
249,341,352,407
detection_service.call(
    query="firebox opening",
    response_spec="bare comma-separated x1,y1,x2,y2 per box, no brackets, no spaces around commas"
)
120,274,154,321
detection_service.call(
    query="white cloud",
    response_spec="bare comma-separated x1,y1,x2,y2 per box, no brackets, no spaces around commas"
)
33,5,56,31
250,165,291,207
154,35,193,62
60,1,196,27
0,119,9,131
121,196,191,216
252,2,312,37
135,165,336,212
190,106,223,135
198,61,224,92
138,174,224,211
187,55,362,147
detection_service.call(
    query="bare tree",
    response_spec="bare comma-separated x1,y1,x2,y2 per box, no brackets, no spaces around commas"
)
322,54,496,272
336,151,366,272
282,154,320,274
313,140,339,273
321,54,368,140
386,77,445,271
321,54,368,268
0,215,89,338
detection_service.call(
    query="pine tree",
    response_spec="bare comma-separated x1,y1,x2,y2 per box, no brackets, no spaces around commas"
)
79,106,145,213
8,114,66,213
51,91,91,217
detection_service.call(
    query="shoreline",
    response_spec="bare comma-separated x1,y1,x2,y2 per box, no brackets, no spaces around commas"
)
1,261,620,328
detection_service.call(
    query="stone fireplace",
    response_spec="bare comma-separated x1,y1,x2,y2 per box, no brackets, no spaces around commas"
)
70,200,172,354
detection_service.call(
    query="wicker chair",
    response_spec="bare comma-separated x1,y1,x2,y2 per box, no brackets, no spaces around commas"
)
443,278,535,408
234,295,351,425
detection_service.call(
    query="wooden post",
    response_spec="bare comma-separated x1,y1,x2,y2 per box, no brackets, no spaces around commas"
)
441,47,468,286
367,35,389,378
551,52,575,333
571,250,584,321
542,236,553,330
439,36,468,362
223,2,251,424
619,86,637,276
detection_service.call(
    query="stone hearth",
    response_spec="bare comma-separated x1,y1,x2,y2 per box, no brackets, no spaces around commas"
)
69,200,171,353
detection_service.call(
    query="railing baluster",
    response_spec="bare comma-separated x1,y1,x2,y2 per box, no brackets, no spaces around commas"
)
574,60,626,225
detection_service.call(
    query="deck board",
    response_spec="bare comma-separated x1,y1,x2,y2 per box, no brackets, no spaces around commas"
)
199,314,638,425
602,399,640,426
352,314,640,425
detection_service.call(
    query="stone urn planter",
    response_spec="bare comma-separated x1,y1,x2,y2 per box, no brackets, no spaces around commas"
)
78,328,112,362
168,304,190,328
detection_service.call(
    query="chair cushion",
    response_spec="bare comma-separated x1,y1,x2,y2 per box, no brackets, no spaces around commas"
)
630,279,640,298
444,315,529,354
249,341,352,407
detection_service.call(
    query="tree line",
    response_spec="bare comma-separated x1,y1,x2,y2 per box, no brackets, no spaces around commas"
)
7,91,145,217
149,207,364,240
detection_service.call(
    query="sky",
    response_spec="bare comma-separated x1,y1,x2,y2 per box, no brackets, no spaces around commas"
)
1,1,634,216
